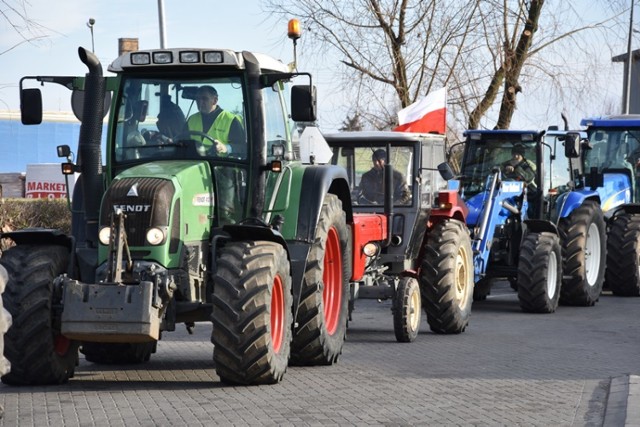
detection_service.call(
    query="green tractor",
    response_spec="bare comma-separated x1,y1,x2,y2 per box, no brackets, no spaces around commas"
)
1,33,390,385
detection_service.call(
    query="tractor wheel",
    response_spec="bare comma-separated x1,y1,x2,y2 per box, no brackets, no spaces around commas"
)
558,201,606,306
605,213,640,296
0,265,11,379
0,245,79,385
516,232,562,313
211,241,292,385
392,277,421,343
290,194,351,366
420,219,473,334
81,341,157,364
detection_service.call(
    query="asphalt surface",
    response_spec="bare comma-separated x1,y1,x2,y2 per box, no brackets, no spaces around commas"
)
0,282,639,426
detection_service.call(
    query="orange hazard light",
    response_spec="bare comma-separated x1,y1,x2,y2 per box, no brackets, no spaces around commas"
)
288,19,301,40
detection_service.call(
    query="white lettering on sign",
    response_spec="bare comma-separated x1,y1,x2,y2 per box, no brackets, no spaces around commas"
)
193,193,212,207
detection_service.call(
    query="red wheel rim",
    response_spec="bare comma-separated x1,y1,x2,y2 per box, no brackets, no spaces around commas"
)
323,226,342,335
54,333,71,356
271,274,285,353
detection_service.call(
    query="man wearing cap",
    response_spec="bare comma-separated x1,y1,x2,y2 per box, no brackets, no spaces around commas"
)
502,144,537,187
359,149,411,204
187,85,245,156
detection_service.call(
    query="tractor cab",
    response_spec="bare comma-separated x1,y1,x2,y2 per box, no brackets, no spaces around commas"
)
580,115,640,207
459,130,544,222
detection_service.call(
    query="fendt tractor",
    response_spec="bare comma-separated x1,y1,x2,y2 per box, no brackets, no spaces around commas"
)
325,131,474,342
560,115,640,296
0,25,402,386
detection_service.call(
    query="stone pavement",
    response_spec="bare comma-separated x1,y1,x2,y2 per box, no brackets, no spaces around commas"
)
0,283,639,426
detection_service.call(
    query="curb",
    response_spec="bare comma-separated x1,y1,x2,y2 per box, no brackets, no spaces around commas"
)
604,374,640,426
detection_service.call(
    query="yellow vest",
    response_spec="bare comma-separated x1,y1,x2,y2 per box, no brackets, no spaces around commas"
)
186,109,238,153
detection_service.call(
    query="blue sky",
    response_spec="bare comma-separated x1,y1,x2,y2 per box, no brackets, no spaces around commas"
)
0,0,345,131
0,1,634,133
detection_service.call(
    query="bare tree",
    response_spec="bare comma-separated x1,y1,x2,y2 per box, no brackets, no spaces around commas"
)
264,0,480,132
0,0,49,55
264,0,628,133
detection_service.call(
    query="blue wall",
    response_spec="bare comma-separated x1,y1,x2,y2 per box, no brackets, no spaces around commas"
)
0,118,106,173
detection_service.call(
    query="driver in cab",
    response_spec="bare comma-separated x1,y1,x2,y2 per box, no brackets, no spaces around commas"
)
187,85,245,156
501,144,536,188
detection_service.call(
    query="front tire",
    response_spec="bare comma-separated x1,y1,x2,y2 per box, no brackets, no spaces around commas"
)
392,277,421,343
517,232,562,313
558,201,606,306
290,194,351,366
0,245,79,385
420,219,474,334
606,213,640,296
211,241,292,385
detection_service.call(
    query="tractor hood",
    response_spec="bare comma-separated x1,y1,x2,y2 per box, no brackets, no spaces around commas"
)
99,160,214,253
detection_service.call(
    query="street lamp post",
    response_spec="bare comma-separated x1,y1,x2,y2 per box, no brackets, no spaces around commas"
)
625,0,635,114
87,18,96,53
157,0,167,48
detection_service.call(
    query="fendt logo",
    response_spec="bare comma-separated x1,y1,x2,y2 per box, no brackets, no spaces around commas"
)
127,183,139,197
113,204,151,213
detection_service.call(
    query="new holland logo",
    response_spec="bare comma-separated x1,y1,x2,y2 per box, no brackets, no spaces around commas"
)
127,183,139,197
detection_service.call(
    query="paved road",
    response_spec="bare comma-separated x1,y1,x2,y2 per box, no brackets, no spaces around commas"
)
1,282,639,426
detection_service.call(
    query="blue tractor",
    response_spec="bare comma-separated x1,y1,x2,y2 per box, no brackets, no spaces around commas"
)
453,130,564,313
564,115,640,296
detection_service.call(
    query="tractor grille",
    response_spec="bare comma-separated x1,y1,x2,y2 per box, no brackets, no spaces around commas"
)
100,177,175,246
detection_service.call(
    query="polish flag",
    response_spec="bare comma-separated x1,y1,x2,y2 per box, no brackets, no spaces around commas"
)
393,87,447,134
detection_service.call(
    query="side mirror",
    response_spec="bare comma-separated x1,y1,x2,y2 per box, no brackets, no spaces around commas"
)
57,145,71,158
291,85,317,122
437,162,455,181
20,88,43,125
564,132,581,158
134,100,148,122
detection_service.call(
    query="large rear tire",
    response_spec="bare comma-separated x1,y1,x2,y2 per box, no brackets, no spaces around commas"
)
0,245,79,385
420,219,473,334
558,201,606,306
517,232,562,313
606,213,640,296
290,194,351,366
81,341,157,364
0,265,11,379
211,241,292,385
392,277,421,343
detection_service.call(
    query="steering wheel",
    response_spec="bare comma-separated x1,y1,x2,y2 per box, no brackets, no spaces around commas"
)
502,164,522,180
174,130,220,156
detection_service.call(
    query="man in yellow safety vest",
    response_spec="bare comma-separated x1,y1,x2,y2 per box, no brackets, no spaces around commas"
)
187,85,245,156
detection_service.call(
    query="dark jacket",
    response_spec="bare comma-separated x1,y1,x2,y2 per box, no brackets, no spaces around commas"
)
359,167,411,204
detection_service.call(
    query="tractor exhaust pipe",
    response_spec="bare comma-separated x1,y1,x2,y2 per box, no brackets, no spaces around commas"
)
77,46,105,247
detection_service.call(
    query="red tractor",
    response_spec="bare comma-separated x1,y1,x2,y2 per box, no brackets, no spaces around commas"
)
325,131,474,342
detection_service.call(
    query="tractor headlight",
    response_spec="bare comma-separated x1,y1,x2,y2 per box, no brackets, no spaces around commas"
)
363,242,379,257
146,227,165,245
98,227,111,245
